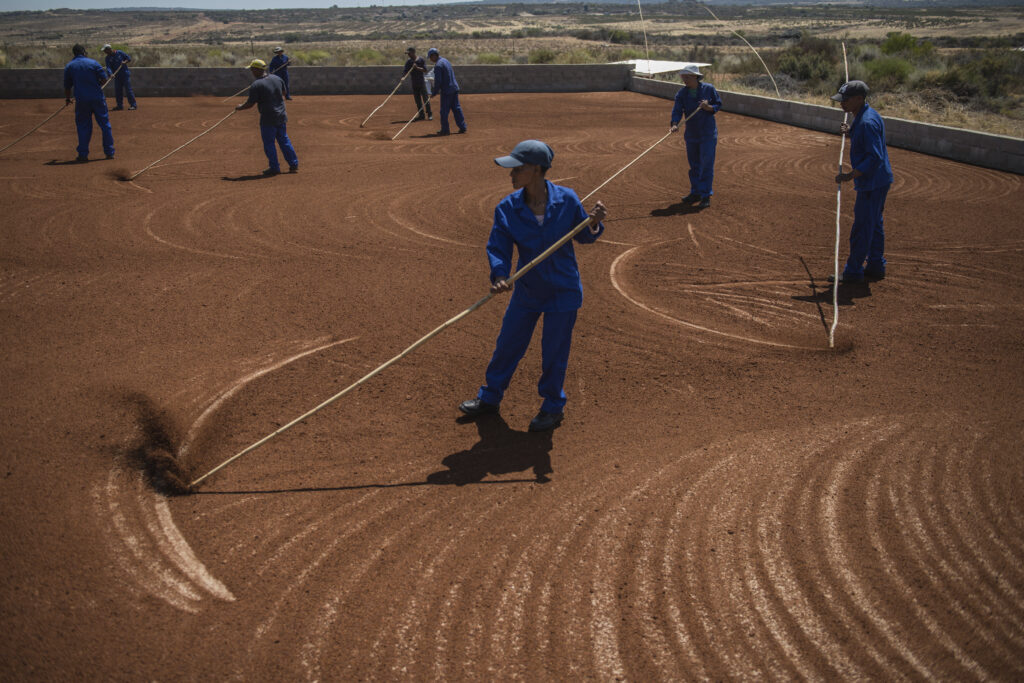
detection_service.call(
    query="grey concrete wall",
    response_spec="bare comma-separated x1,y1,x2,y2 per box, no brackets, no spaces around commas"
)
0,64,632,98
629,76,1024,175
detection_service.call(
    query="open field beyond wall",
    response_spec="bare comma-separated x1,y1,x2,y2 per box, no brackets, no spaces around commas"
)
2,4,1023,136
0,91,1023,679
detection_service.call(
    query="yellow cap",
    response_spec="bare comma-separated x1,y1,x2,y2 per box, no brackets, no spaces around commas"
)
248,59,267,70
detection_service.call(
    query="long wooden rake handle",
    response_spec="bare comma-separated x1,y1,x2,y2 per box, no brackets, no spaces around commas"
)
125,109,237,181
830,42,850,349
101,62,125,90
392,91,433,141
360,67,413,128
0,101,69,155
189,129,677,489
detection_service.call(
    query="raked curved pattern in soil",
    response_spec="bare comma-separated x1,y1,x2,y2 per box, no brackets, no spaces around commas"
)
0,93,1022,679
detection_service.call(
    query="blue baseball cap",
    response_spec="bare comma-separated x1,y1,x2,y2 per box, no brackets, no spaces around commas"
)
494,140,554,168
832,80,869,101
427,48,439,57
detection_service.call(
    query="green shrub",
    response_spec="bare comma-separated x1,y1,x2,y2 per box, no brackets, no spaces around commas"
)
557,48,596,64
351,47,385,65
866,56,913,88
881,32,934,60
474,52,506,65
777,52,831,82
528,48,556,64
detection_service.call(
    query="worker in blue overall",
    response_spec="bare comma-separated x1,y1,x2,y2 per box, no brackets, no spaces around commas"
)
459,140,607,432
832,80,894,284
63,44,114,162
235,59,298,176
404,46,432,121
426,48,466,136
269,47,292,100
670,66,722,209
102,44,136,110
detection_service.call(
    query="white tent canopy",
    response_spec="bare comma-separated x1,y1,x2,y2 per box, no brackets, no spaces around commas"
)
612,60,711,78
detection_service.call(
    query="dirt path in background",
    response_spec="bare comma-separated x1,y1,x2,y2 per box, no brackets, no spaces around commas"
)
1,93,1022,679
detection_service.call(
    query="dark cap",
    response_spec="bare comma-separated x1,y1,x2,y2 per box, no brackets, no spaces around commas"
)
494,139,554,169
406,46,416,54
427,48,439,57
831,80,869,102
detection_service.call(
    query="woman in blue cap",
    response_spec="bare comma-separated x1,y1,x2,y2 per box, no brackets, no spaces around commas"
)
459,140,607,432
670,66,722,209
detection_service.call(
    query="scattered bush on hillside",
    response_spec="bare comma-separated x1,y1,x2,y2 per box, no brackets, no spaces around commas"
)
474,52,506,65
528,48,556,64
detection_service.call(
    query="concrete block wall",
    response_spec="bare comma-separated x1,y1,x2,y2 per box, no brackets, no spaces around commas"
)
0,64,632,98
629,76,1024,175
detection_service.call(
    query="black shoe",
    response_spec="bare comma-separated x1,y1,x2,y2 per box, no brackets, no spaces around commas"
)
698,196,711,209
262,168,280,176
457,128,467,134
458,398,498,417
415,116,425,121
112,106,124,111
288,165,298,173
681,193,700,205
864,268,886,281
529,410,563,432
75,156,88,163
436,130,450,136
827,274,865,285
428,114,433,120
285,97,293,100
105,154,114,160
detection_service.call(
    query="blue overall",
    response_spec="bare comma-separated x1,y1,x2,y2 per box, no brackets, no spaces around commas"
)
245,74,298,171
845,103,894,279
104,50,136,109
478,181,603,414
431,57,466,134
670,82,722,198
269,54,291,98
63,55,114,158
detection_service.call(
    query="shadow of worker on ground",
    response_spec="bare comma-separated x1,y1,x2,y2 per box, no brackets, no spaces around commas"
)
427,414,554,486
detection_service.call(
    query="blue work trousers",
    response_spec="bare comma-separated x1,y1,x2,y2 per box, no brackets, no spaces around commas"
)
478,306,577,415
260,123,298,172
114,75,136,108
685,134,717,197
280,71,291,99
438,91,466,134
75,99,114,158
844,184,890,278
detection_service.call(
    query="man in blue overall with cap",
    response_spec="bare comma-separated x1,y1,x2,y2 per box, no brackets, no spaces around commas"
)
269,47,292,100
427,48,466,136
832,79,893,284
102,44,136,110
235,59,298,176
458,140,607,432
63,44,114,162
670,66,721,209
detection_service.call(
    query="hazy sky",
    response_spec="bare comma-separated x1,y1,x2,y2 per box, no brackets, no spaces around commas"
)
0,0,464,10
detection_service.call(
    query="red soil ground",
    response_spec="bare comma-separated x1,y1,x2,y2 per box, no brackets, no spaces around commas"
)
1,92,1023,679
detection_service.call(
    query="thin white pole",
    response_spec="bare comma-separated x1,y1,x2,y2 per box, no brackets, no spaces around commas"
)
636,0,652,69
697,1,780,98
189,129,678,489
830,42,850,349
0,102,69,155
124,109,237,181
360,66,413,128
392,91,432,141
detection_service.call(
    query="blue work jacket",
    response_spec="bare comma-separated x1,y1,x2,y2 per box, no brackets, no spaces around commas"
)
670,82,722,141
105,50,131,78
487,181,604,313
63,55,106,102
431,57,459,95
848,103,894,192
269,54,290,76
